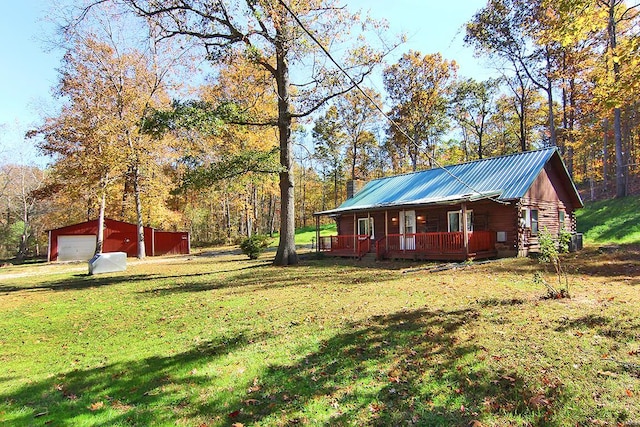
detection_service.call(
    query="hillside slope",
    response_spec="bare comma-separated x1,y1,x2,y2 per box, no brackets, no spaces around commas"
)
576,195,640,244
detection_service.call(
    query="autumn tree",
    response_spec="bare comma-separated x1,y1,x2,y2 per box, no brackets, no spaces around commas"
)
35,30,179,257
465,0,560,147
451,78,498,160
384,51,457,172
156,57,283,241
36,37,128,254
0,163,46,260
335,88,382,180
115,0,395,265
595,0,640,197
312,105,345,209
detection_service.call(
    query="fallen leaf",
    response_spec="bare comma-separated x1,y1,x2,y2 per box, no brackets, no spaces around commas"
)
232,423,244,427
228,410,240,418
369,403,382,413
88,401,104,411
528,394,550,409
625,389,633,397
468,421,485,427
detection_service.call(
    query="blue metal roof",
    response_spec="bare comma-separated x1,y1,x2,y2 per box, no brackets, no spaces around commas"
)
316,148,578,215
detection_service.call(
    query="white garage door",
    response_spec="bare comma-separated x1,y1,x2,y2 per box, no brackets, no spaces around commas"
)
58,235,96,261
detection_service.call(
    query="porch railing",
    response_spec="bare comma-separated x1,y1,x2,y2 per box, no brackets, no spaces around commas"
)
383,231,495,255
318,234,371,257
469,230,496,253
322,231,495,259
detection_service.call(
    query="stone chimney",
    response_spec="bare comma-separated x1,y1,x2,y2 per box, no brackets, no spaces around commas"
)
346,179,365,199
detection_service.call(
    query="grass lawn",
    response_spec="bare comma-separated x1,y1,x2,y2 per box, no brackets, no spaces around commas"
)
266,223,337,248
577,195,640,244
1,245,639,426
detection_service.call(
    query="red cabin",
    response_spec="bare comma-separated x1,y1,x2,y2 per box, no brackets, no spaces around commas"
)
314,148,583,261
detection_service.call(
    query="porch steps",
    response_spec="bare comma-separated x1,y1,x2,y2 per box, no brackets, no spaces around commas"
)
360,252,377,261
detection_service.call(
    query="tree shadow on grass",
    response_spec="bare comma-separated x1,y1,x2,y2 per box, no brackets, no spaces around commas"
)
0,264,268,294
0,330,270,426
487,245,640,284
2,306,575,426
556,313,640,341
139,260,400,296
228,307,569,426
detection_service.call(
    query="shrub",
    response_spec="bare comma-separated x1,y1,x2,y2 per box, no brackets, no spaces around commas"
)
239,234,272,259
537,228,570,298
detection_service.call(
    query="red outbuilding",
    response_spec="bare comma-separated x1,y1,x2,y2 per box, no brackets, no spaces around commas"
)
47,218,190,262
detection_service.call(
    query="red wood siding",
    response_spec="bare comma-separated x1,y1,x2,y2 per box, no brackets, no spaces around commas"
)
154,231,190,255
520,164,580,255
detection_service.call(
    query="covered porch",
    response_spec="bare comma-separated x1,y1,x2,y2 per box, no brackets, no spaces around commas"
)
314,199,501,261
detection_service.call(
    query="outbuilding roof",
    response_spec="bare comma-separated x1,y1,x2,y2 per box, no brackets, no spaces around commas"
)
315,148,583,216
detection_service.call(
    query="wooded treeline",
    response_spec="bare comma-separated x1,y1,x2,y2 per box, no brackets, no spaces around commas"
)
1,0,638,261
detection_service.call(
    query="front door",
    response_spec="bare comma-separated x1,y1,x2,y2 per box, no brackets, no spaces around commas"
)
400,210,416,250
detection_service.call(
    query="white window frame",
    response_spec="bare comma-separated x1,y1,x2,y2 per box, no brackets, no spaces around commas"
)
521,208,530,228
530,209,539,235
447,210,473,232
357,217,374,239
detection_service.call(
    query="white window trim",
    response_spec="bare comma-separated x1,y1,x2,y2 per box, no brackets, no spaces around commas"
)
447,210,473,232
521,208,531,228
357,217,375,239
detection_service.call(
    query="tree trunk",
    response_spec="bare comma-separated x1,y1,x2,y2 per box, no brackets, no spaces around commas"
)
273,34,298,266
16,171,30,263
132,163,146,258
614,107,626,197
95,180,107,255
603,117,609,192
607,0,627,198
546,48,557,147
16,199,29,263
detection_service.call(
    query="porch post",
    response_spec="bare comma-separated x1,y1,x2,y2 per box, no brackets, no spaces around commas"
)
384,210,388,258
401,210,405,252
315,215,320,253
385,211,388,236
462,202,469,258
353,213,357,253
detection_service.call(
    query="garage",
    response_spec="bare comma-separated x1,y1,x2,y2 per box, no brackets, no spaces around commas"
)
47,218,190,262
57,235,96,261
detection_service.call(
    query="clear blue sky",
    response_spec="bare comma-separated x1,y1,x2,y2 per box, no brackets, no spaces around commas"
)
0,0,490,164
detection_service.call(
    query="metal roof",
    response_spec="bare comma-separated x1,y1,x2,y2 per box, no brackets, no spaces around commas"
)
315,148,579,216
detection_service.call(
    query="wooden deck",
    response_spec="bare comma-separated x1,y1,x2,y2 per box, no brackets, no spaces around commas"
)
318,231,497,261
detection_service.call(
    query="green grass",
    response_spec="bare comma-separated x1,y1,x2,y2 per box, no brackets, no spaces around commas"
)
267,222,337,247
577,195,640,244
294,223,337,245
0,248,639,426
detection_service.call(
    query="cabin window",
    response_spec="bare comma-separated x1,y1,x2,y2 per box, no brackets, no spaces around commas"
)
448,210,473,232
530,209,539,235
521,208,539,235
357,217,374,239
558,210,566,231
